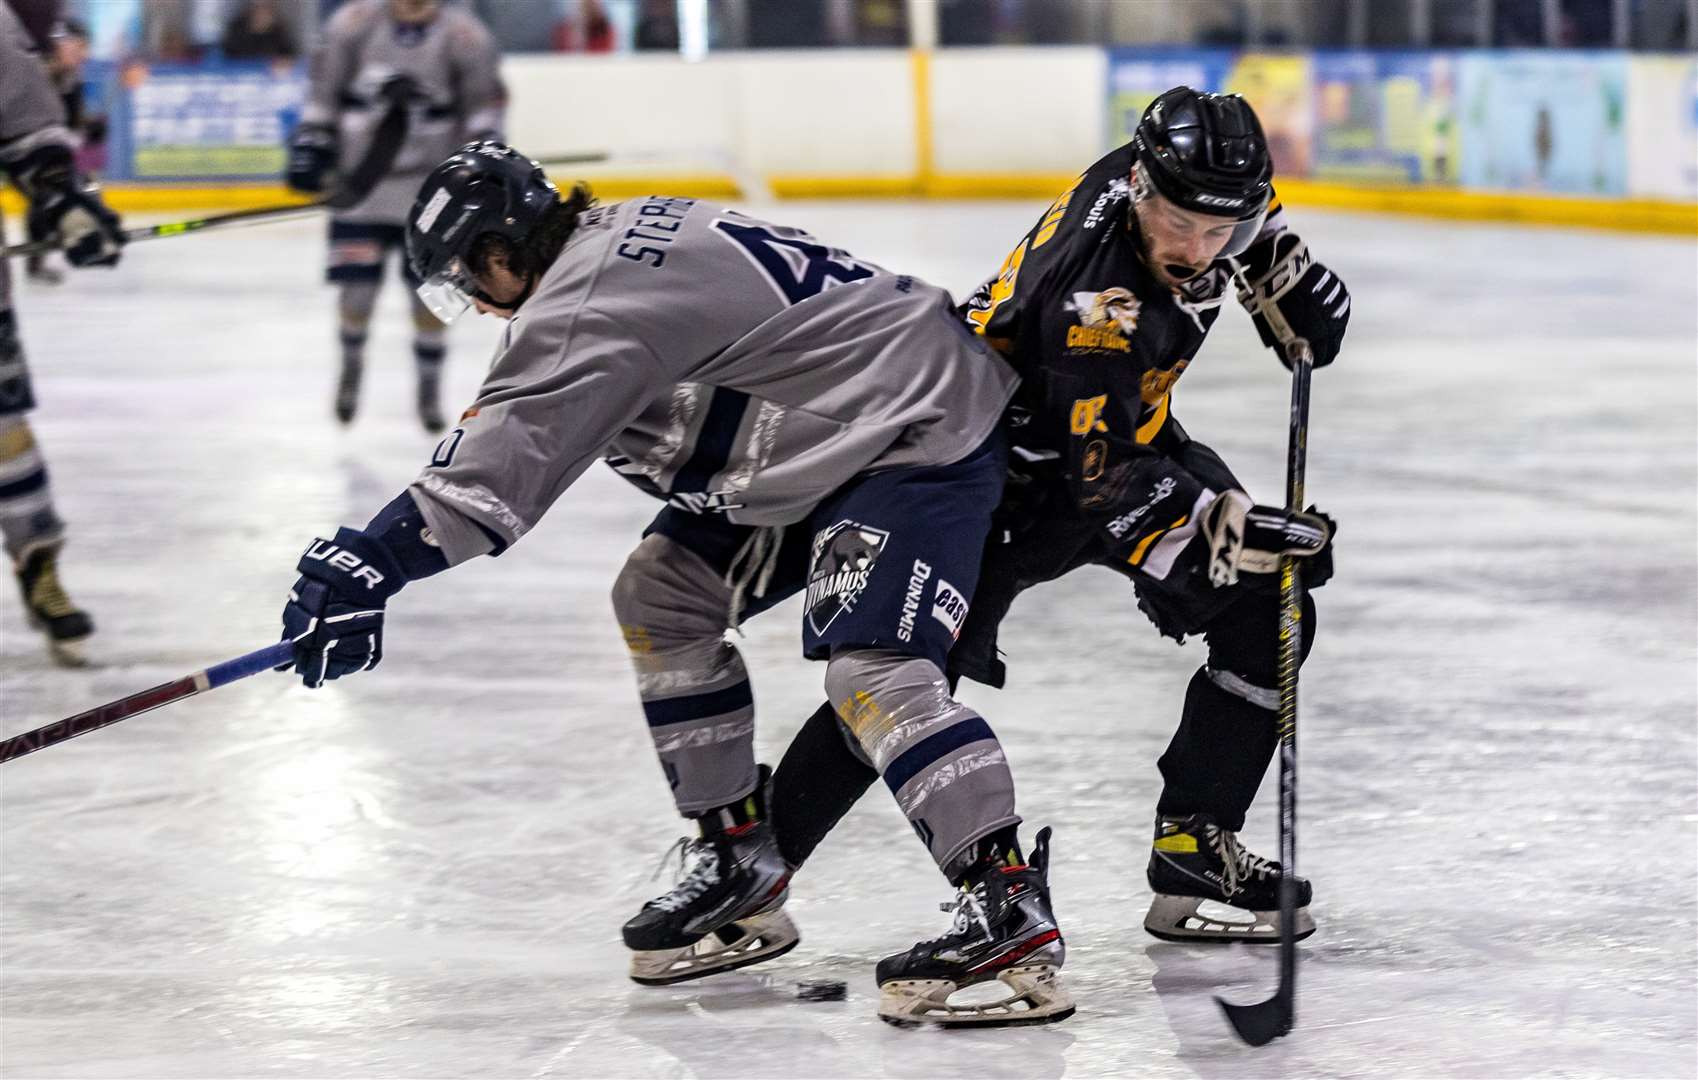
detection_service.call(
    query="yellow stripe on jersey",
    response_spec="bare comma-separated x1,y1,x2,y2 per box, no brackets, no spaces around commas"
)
1135,392,1171,444
1129,512,1190,566
967,172,1083,336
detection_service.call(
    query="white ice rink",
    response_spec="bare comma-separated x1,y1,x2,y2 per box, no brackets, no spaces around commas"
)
1,199,1693,1078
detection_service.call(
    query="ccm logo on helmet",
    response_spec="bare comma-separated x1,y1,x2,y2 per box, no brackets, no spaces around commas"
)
1191,192,1247,209
302,540,388,590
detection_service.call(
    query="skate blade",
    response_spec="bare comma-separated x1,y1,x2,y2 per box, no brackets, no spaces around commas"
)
629,909,800,986
878,964,1075,1028
1143,893,1316,944
47,634,92,668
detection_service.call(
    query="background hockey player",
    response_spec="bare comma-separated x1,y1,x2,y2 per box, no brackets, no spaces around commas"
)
0,0,124,663
273,143,1074,1028
766,87,1348,947
284,0,502,433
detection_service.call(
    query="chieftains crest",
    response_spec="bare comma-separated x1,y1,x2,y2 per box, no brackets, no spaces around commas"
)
1065,287,1142,352
806,520,890,635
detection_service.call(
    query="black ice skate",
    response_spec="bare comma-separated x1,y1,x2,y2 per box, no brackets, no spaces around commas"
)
623,773,796,986
876,827,1074,1028
1144,813,1315,944
416,373,446,435
334,357,362,425
14,541,93,666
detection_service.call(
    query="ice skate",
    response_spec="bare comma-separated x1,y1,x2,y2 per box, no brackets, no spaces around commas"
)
876,826,1074,1028
14,541,93,666
623,771,795,986
416,372,446,435
1144,812,1315,944
334,357,363,425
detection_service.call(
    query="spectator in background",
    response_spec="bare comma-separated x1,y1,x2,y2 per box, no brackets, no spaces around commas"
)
633,0,679,50
222,0,298,61
553,0,614,51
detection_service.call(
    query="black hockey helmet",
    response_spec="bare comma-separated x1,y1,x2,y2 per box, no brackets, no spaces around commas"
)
406,141,560,322
1131,87,1272,257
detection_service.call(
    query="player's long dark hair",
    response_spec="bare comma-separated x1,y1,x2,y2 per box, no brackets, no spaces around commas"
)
469,182,596,282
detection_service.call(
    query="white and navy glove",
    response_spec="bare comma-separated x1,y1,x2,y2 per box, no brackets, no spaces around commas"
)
280,528,406,687
1236,232,1350,368
284,122,338,194
1201,490,1335,589
12,146,124,268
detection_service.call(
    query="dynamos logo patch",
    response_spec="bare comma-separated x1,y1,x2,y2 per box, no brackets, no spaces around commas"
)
806,521,890,635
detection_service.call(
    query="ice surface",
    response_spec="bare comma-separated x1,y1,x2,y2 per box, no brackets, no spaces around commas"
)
1,201,1694,1078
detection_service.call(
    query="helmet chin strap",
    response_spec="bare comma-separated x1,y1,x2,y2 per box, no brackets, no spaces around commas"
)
472,272,537,314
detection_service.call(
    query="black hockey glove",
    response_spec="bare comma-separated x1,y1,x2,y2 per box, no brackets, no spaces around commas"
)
285,123,338,194
1235,232,1350,368
280,527,406,687
1201,491,1335,589
13,146,123,268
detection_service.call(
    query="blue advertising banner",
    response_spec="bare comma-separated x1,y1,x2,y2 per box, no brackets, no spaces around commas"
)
1459,52,1628,196
105,62,306,182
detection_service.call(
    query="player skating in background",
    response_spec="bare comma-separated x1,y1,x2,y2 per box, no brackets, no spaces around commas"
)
0,0,124,664
273,144,1074,1028
768,87,1349,946
285,0,501,434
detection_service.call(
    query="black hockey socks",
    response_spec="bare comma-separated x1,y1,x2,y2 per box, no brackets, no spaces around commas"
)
948,824,1025,886
770,702,879,869
1155,667,1280,832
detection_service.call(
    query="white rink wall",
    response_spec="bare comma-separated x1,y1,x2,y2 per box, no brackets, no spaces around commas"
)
501,47,1105,180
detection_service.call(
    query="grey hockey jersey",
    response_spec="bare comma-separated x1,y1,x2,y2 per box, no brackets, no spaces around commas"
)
303,0,503,224
1,2,72,310
408,198,1021,565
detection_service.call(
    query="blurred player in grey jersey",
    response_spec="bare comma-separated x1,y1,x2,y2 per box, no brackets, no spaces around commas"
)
0,0,124,664
271,143,1075,1028
285,0,502,433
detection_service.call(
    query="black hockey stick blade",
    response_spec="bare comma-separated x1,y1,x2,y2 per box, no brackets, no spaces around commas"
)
1216,990,1293,1047
326,100,410,210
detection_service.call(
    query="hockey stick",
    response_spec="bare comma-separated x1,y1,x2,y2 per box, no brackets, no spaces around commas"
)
0,641,293,765
0,103,409,259
1216,338,1313,1047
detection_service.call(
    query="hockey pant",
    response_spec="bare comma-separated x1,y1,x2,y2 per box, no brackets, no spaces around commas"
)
609,436,1021,876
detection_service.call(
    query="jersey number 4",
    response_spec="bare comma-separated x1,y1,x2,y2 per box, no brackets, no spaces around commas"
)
711,215,878,305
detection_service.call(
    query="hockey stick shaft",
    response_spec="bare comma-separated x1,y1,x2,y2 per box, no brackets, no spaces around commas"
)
0,641,293,765
2,102,408,260
1217,337,1313,1047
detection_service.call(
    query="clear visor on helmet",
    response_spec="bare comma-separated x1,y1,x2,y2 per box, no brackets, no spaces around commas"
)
415,256,479,325
1132,170,1268,265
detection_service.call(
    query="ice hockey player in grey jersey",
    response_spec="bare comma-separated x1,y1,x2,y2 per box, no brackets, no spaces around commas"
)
0,0,125,663
273,143,1074,1028
285,0,502,433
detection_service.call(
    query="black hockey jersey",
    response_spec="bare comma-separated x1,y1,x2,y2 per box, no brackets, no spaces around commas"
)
959,143,1286,572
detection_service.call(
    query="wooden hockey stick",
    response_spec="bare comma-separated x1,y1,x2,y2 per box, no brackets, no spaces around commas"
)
0,641,293,765
1216,337,1313,1047
0,102,409,260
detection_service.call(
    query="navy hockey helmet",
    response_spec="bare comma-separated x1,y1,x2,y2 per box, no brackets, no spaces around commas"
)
406,141,560,323
1131,87,1272,258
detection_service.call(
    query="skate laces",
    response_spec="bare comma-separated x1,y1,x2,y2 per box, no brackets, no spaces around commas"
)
646,837,723,913
1206,824,1278,897
25,558,77,619
926,882,993,947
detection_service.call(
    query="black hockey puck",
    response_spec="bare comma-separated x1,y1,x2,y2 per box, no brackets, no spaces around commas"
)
794,978,848,1002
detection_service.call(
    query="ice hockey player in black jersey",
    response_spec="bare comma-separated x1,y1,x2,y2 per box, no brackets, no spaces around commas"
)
765,87,1350,948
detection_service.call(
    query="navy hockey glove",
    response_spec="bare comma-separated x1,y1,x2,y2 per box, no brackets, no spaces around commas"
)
1201,491,1335,589
285,123,338,194
1236,232,1350,368
13,146,124,268
280,528,406,687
